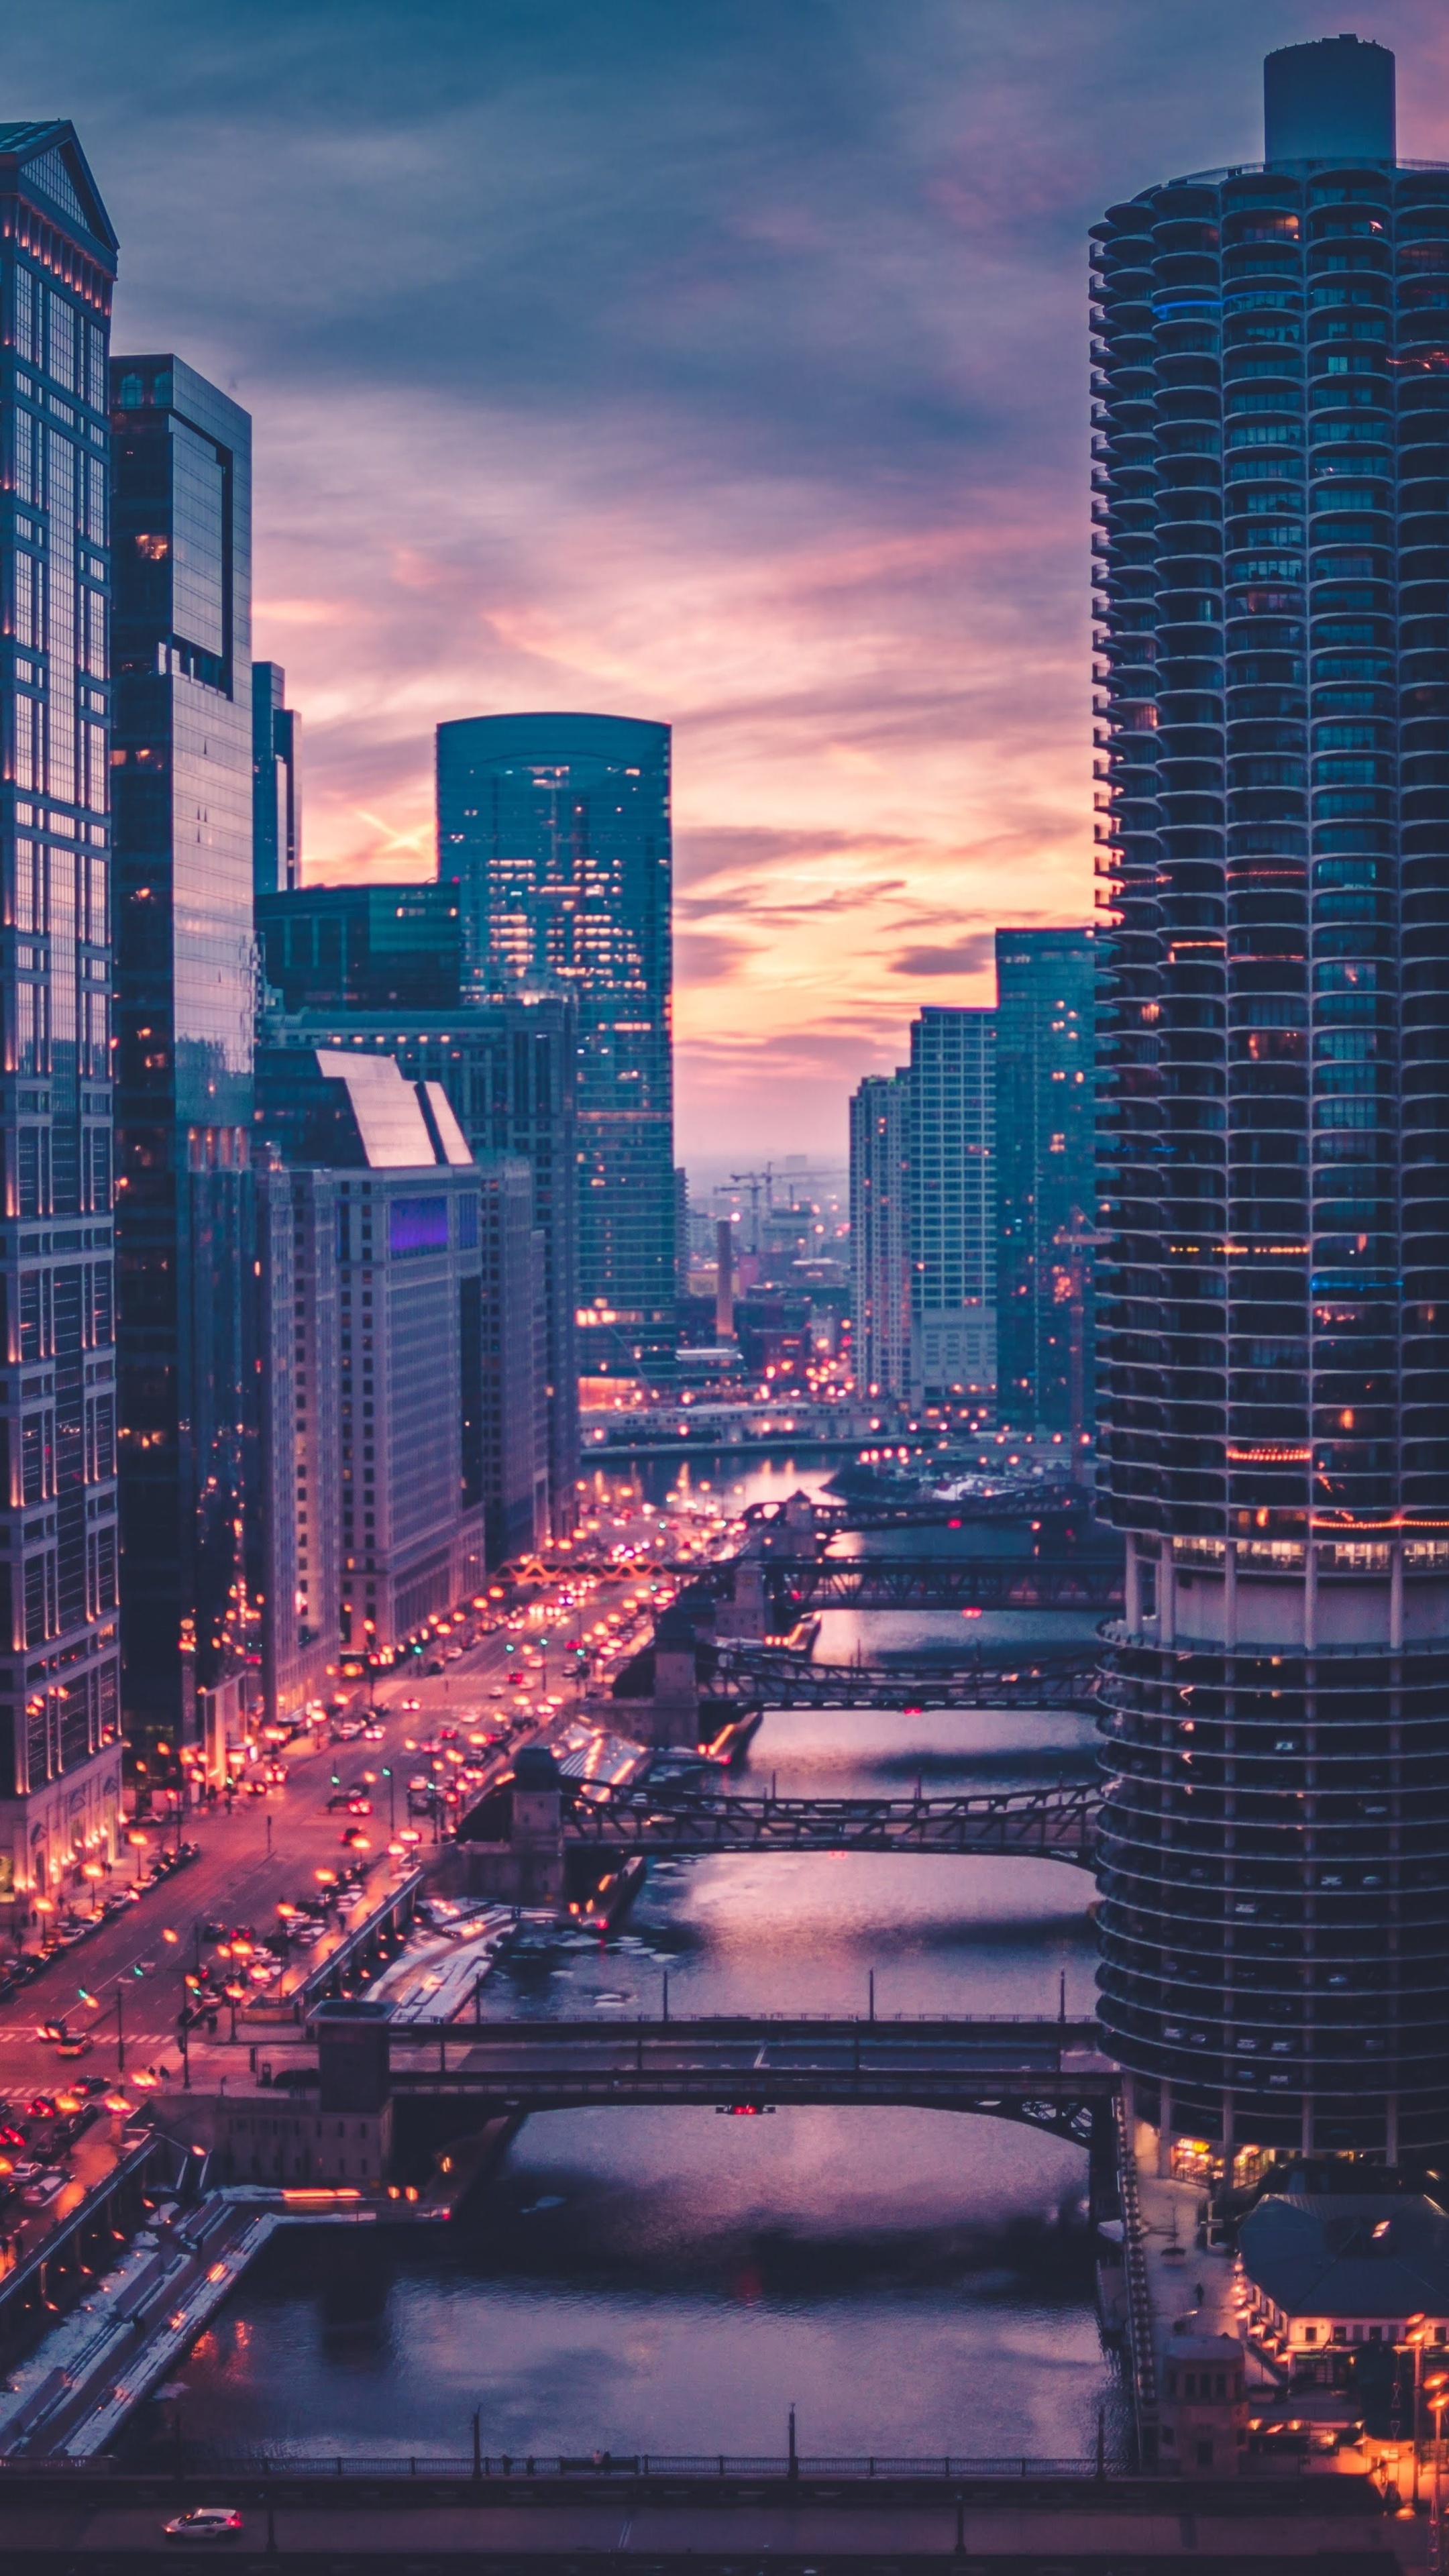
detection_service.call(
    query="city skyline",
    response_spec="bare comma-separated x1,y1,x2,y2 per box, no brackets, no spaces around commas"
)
15,3,1449,1157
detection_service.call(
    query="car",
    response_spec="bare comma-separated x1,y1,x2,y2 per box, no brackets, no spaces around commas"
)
163,2508,244,2542
325,1791,356,1811
35,2021,67,2044
333,1719,364,1742
338,1826,369,1849
21,2169,66,2207
361,1725,384,1741
346,1796,372,1816
54,2034,92,2059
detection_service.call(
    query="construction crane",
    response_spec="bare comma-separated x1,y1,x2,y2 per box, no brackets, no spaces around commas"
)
727,1165,775,1254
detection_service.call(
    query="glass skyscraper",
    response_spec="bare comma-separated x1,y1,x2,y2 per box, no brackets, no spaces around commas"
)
0,127,123,1931
848,1070,910,1401
110,356,255,1770
252,659,300,898
437,712,674,1382
1093,36,1449,2163
907,1007,996,1407
994,928,1095,1438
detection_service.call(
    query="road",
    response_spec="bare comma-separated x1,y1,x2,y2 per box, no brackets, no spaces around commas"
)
0,1497,678,2206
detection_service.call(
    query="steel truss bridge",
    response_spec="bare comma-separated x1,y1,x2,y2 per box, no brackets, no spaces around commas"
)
708,1648,1099,1711
767,1556,1124,1612
564,1778,1098,1865
388,2015,1118,2147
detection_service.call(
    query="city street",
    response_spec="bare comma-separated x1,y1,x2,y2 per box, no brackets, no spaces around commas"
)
0,1491,685,2199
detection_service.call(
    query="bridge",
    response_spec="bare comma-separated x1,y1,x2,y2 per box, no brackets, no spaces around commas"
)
769,1556,1123,1612
388,2014,1118,2156
708,1646,1099,1711
563,1777,1098,1865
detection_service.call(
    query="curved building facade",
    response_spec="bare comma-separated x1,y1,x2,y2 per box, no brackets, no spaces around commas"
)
1092,36,1449,2162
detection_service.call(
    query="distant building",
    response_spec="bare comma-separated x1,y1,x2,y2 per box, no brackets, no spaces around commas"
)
258,883,463,1014
254,1050,485,1650
994,928,1095,1436
252,661,301,897
257,998,576,1539
908,1008,996,1407
437,712,675,1382
0,124,125,1930
111,352,255,1770
849,1071,910,1399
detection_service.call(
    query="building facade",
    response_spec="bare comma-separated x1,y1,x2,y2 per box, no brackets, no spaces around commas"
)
848,1070,910,1400
436,712,674,1383
1092,35,1449,2161
252,660,300,898
257,882,462,1014
251,1161,340,1727
254,1049,485,1652
0,126,124,1931
907,1008,996,1407
111,354,255,1769
256,996,576,1539
994,928,1095,1437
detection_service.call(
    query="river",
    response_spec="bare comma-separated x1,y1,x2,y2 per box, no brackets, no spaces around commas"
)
134,1457,1122,2465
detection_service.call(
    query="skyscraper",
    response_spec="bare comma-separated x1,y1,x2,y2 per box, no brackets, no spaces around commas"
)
255,993,578,1539
907,1008,996,1407
252,661,300,897
254,1049,485,1649
994,928,1095,1438
437,713,674,1383
0,127,123,1931
1093,36,1449,2165
848,1071,910,1400
110,356,254,1768
257,882,462,1013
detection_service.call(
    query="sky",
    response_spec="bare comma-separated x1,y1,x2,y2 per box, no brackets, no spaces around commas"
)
19,0,1449,1160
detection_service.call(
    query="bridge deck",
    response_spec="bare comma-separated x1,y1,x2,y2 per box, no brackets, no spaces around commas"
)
563,1780,1098,1864
707,1652,1099,1710
389,2016,1117,2125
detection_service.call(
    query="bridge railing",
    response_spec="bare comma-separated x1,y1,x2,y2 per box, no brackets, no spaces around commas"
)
21,2451,1121,2481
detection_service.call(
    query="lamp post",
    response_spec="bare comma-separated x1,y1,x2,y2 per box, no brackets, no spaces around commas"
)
1428,2382,1448,2576
1407,2320,1429,2505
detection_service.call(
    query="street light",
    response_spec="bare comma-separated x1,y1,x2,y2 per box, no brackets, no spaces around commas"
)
1428,2379,1449,2576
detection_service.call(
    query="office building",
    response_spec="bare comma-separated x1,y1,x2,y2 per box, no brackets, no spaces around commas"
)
476,1157,548,1564
111,354,256,1770
437,712,675,1381
994,928,1095,1437
256,994,576,1538
1092,35,1449,2163
252,661,301,897
0,126,124,1929
255,1049,485,1649
908,1008,996,1406
849,1071,910,1400
257,881,462,1014
251,1161,340,1730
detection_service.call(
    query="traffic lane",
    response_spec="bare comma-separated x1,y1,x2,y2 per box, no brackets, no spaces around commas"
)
0,2500,962,2553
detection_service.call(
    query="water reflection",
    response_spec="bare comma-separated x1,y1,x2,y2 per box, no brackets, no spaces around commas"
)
144,1464,1118,2463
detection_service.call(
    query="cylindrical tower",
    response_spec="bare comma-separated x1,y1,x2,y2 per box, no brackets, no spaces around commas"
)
1092,35,1449,2167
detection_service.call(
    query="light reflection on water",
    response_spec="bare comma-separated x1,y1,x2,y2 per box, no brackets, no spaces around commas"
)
148,1458,1120,2463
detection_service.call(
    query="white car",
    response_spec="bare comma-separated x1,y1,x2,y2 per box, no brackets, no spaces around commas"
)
163,2507,244,2542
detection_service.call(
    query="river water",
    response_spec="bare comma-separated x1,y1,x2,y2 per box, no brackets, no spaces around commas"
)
141,1458,1122,2465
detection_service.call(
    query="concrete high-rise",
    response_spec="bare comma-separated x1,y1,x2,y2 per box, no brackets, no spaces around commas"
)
111,356,255,1771
907,1008,996,1408
437,713,674,1383
0,127,124,1931
849,1071,910,1401
1093,36,1449,2163
255,993,578,1541
994,928,1095,1438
